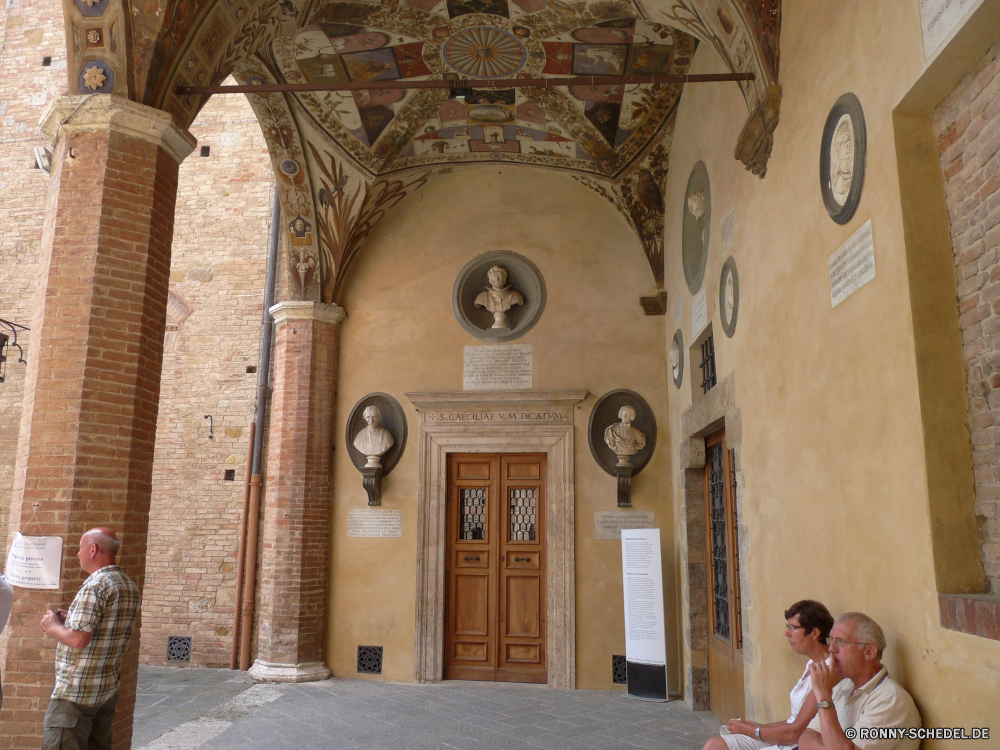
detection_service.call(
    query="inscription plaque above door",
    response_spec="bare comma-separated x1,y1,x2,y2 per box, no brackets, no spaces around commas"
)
445,453,547,684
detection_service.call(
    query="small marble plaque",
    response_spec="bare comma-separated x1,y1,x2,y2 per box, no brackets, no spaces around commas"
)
673,296,682,324
595,510,655,540
920,0,977,58
829,220,875,308
463,344,532,390
347,508,403,538
721,206,736,252
691,288,707,338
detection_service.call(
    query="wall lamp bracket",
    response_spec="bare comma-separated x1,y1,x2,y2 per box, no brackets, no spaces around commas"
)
204,414,214,439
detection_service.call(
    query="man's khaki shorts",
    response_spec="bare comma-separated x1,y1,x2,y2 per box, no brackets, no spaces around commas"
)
42,693,118,750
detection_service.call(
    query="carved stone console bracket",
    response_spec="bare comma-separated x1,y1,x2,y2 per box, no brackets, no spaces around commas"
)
361,465,383,506
734,85,782,178
615,465,633,507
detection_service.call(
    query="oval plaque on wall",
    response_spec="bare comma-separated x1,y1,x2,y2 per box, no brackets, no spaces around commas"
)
820,93,867,225
682,161,711,294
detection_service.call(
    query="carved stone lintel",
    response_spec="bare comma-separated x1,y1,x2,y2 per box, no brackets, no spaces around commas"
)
615,464,633,508
361,465,383,506
734,85,782,178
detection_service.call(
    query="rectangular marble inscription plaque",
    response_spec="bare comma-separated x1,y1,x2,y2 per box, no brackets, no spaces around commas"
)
691,288,707,339
463,344,532,390
920,0,977,58
829,220,876,308
595,510,655,540
721,206,736,253
347,508,403,538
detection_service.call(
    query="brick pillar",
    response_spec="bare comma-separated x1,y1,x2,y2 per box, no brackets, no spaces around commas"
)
0,96,195,750
249,301,345,682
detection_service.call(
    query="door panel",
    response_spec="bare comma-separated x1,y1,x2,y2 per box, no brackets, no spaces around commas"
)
704,430,745,722
445,453,546,684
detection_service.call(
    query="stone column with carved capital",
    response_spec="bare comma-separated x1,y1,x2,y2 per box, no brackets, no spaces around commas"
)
0,95,195,750
250,301,346,682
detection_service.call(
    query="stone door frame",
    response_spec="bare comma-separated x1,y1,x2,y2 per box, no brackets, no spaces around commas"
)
406,390,588,689
678,373,751,712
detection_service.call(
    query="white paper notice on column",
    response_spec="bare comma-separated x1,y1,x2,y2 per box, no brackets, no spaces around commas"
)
621,528,667,668
5,533,63,589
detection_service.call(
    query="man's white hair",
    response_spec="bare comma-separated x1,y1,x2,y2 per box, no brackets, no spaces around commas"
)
84,529,120,555
836,611,886,658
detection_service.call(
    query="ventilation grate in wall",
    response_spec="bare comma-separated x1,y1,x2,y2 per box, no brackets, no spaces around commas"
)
224,469,236,481
200,146,211,157
42,57,52,66
612,655,627,685
167,635,192,662
357,646,383,674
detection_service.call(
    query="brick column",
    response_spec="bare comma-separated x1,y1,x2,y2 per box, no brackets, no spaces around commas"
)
0,96,195,750
249,301,345,682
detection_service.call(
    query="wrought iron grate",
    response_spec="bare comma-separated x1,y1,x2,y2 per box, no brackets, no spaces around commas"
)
357,646,383,674
700,335,717,394
730,448,743,650
709,445,730,640
460,488,486,540
612,655,627,685
509,488,537,541
167,635,192,662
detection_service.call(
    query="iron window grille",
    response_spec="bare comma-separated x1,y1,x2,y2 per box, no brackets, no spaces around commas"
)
730,448,743,650
612,655,627,685
166,635,192,662
357,646,383,674
700,335,717,394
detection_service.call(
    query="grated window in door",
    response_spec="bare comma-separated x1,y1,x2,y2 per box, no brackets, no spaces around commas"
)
460,488,486,540
709,444,730,640
509,488,537,541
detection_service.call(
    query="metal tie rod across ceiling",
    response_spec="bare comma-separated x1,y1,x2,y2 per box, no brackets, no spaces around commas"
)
175,72,755,96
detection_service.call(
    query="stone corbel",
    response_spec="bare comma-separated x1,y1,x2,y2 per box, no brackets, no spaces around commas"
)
734,85,782,178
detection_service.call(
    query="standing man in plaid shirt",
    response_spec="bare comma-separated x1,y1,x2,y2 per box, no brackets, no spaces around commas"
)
39,528,140,750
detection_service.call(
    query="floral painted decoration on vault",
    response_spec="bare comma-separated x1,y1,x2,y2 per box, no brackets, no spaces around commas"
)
267,0,697,178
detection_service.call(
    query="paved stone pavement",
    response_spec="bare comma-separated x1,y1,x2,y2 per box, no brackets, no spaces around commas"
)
134,666,720,750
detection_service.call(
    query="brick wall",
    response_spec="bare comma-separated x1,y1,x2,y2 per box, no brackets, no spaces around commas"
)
933,35,1000,595
0,0,69,564
0,0,277,669
140,91,273,668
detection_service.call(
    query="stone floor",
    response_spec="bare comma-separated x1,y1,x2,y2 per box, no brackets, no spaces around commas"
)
134,666,719,750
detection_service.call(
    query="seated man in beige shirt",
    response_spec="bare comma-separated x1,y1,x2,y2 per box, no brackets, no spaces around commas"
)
800,612,921,750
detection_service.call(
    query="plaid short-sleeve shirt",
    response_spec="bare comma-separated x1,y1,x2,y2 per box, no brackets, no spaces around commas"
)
52,565,140,707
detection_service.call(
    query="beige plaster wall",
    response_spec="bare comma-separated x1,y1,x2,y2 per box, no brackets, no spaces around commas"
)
328,167,677,691
660,0,999,736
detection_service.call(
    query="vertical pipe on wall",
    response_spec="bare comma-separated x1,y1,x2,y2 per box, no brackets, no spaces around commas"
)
230,421,255,670
234,185,281,670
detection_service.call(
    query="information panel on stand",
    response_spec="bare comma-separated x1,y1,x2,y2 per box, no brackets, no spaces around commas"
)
621,528,668,701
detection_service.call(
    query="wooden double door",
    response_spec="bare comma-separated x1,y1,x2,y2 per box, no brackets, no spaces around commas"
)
445,453,547,683
704,429,745,722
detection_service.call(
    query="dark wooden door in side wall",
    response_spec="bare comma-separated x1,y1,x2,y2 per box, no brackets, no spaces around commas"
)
445,453,547,684
704,430,745,722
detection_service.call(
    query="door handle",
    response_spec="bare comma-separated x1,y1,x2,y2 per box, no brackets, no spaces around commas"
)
463,555,480,562
514,556,530,562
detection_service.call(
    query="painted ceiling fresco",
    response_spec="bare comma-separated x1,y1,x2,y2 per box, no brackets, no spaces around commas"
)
68,0,781,303
261,0,696,179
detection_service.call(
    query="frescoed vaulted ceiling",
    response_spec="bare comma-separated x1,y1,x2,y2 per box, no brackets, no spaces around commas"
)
59,0,782,303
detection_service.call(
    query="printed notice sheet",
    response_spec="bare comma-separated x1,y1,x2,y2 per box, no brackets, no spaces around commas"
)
5,533,63,589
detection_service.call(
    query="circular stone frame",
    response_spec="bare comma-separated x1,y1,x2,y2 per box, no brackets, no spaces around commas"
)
345,392,408,475
820,93,867,225
452,250,546,342
719,256,740,338
682,161,712,294
587,389,657,478
670,330,684,389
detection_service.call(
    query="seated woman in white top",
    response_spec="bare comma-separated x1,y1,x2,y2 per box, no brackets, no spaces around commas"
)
701,599,837,750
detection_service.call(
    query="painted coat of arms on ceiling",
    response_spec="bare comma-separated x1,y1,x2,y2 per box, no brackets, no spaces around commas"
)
266,0,696,178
